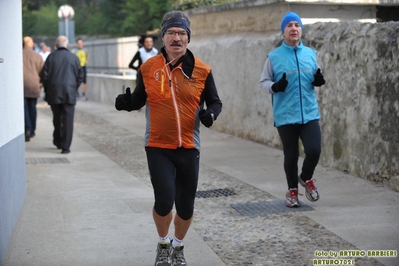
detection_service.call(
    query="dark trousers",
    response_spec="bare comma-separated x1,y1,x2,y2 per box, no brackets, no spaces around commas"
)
277,120,321,189
51,104,75,150
24,98,37,134
145,147,200,221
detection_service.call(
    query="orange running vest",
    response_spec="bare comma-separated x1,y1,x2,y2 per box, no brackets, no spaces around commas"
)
140,54,212,150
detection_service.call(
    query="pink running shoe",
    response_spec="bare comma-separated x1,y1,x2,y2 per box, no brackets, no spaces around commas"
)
299,177,320,202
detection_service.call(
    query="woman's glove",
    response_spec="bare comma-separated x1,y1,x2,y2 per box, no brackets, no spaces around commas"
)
312,69,325,87
271,73,288,93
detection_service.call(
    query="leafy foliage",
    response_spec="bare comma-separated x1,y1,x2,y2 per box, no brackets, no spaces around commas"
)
32,2,59,36
22,0,240,37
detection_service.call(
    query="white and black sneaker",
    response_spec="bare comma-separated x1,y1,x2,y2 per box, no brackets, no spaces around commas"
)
286,188,300,208
299,177,319,202
155,242,172,266
171,244,187,266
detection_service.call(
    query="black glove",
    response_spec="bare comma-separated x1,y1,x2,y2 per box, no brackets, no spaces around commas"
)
271,73,288,93
115,87,134,111
199,109,214,128
312,68,325,86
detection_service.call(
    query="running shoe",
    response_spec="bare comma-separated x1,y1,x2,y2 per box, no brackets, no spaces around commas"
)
155,242,172,266
299,177,319,202
286,188,300,208
171,244,187,266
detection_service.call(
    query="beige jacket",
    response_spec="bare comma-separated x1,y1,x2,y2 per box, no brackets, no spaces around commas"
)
23,47,43,98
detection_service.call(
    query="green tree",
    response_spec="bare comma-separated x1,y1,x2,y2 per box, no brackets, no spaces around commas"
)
74,1,99,36
96,0,127,36
22,4,36,36
23,0,235,38
33,2,59,36
122,0,174,36
22,0,58,36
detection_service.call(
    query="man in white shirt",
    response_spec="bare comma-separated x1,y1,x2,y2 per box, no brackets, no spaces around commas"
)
38,42,51,62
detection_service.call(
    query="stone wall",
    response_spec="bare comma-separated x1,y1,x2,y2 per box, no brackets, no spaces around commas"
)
188,21,399,191
186,1,378,35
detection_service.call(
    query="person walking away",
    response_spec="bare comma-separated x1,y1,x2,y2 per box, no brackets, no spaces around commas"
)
23,36,44,141
40,35,83,154
259,12,326,208
115,10,222,266
72,38,88,100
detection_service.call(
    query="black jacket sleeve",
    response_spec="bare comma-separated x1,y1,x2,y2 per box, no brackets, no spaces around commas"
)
200,71,222,119
39,53,51,92
130,70,147,110
128,51,142,71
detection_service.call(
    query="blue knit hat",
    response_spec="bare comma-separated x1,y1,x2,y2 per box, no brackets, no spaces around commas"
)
281,12,303,33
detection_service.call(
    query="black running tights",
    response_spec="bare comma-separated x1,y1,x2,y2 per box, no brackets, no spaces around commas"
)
145,147,200,221
277,120,321,189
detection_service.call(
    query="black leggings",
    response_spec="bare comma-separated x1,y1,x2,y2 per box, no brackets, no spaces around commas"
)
277,120,321,189
145,147,200,220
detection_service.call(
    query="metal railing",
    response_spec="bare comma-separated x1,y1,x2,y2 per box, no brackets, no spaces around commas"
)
71,36,140,76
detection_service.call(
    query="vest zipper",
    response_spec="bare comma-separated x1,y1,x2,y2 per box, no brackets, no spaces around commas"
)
168,71,182,147
294,47,304,124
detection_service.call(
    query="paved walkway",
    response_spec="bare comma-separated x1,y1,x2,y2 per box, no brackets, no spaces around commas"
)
3,100,398,266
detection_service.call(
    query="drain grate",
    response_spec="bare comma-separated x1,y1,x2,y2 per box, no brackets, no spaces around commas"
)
26,158,70,165
231,200,314,217
196,188,236,198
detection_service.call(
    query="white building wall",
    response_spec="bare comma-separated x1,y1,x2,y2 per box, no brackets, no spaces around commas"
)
0,0,27,263
0,1,24,146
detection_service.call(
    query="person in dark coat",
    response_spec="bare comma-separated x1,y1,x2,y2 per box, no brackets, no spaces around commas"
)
40,35,83,154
